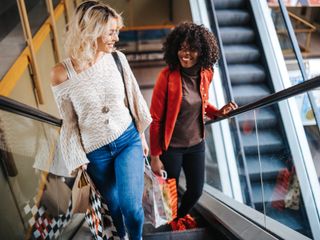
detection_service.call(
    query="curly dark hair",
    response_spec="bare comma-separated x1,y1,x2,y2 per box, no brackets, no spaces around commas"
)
163,22,219,70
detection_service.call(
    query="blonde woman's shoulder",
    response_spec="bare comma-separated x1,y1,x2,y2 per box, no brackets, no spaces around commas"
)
51,63,68,86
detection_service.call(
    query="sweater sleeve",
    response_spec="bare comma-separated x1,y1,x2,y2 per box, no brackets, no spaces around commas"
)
117,51,152,133
149,69,169,156
52,87,89,174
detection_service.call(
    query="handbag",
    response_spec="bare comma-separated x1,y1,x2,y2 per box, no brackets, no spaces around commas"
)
71,169,91,213
84,173,118,239
40,174,72,216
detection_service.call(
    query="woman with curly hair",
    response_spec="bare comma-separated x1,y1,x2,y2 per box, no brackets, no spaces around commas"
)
50,1,151,239
149,22,237,230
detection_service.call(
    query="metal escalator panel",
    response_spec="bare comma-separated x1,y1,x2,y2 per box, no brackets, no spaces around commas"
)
0,108,81,240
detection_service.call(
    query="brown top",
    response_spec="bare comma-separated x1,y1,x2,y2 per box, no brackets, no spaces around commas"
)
169,64,203,148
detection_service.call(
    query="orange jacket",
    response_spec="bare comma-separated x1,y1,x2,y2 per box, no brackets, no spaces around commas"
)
149,66,219,156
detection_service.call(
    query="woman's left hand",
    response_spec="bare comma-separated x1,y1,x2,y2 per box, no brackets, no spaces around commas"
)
218,101,238,116
141,133,149,156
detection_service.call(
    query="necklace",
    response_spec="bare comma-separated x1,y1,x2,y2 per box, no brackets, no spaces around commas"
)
97,87,110,124
98,88,109,114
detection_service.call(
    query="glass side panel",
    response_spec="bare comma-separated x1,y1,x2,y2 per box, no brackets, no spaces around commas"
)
255,99,316,238
0,0,26,79
204,125,222,191
205,96,319,237
0,109,80,239
205,110,261,206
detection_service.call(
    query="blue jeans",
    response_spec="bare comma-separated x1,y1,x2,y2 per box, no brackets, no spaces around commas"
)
86,122,144,240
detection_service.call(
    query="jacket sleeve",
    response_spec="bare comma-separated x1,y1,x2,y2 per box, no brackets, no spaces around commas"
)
149,69,169,156
117,51,152,133
206,103,219,119
204,69,220,120
52,88,89,175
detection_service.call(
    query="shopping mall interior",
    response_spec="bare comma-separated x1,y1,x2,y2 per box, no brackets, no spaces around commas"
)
0,0,320,239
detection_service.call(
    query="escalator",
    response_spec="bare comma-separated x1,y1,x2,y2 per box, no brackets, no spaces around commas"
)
1,74,320,240
207,0,313,236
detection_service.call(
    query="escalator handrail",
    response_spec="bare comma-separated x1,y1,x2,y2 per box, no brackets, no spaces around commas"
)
0,75,319,129
0,95,62,127
206,74,320,125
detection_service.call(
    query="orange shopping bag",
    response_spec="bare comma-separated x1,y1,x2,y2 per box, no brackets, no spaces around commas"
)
156,173,177,221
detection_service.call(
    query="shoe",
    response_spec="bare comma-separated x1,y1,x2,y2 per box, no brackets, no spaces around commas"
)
170,218,187,231
182,214,197,229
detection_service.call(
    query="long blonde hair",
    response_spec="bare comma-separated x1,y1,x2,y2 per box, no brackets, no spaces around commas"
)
64,1,123,69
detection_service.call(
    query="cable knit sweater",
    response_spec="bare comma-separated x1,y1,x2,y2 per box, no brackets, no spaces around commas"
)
50,51,152,176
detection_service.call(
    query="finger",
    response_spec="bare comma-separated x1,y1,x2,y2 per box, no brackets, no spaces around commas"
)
230,101,238,109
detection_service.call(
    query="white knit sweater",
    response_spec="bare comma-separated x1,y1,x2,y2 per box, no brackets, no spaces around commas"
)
50,51,152,176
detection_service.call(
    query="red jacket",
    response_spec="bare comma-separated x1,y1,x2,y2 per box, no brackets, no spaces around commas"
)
149,67,219,156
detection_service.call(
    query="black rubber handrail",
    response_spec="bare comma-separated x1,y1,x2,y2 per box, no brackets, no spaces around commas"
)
0,95,62,127
206,74,320,125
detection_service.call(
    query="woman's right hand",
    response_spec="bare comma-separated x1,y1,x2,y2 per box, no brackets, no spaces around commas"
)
80,164,88,171
150,155,164,176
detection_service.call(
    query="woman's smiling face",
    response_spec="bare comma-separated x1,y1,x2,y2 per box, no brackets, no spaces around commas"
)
177,41,199,68
97,17,119,53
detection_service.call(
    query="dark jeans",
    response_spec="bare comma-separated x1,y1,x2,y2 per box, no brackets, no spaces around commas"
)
160,140,205,218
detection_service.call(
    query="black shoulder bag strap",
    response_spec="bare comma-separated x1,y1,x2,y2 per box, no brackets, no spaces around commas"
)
111,51,133,117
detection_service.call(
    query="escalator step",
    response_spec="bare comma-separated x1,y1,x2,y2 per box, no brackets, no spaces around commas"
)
245,154,287,181
237,107,278,130
143,228,210,240
224,45,261,64
240,130,284,154
229,64,266,84
213,0,246,9
233,84,270,106
216,10,250,26
251,181,305,233
220,27,255,44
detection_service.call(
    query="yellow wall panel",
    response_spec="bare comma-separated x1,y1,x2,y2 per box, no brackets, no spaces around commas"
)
9,69,38,108
35,35,59,117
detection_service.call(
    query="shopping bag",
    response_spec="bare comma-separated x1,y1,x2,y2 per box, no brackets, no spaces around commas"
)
23,196,73,240
41,174,72,217
271,168,291,210
284,168,300,210
72,169,90,213
84,173,118,239
156,175,177,220
143,158,175,228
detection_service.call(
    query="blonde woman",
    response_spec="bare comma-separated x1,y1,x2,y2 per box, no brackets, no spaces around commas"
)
50,1,151,239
